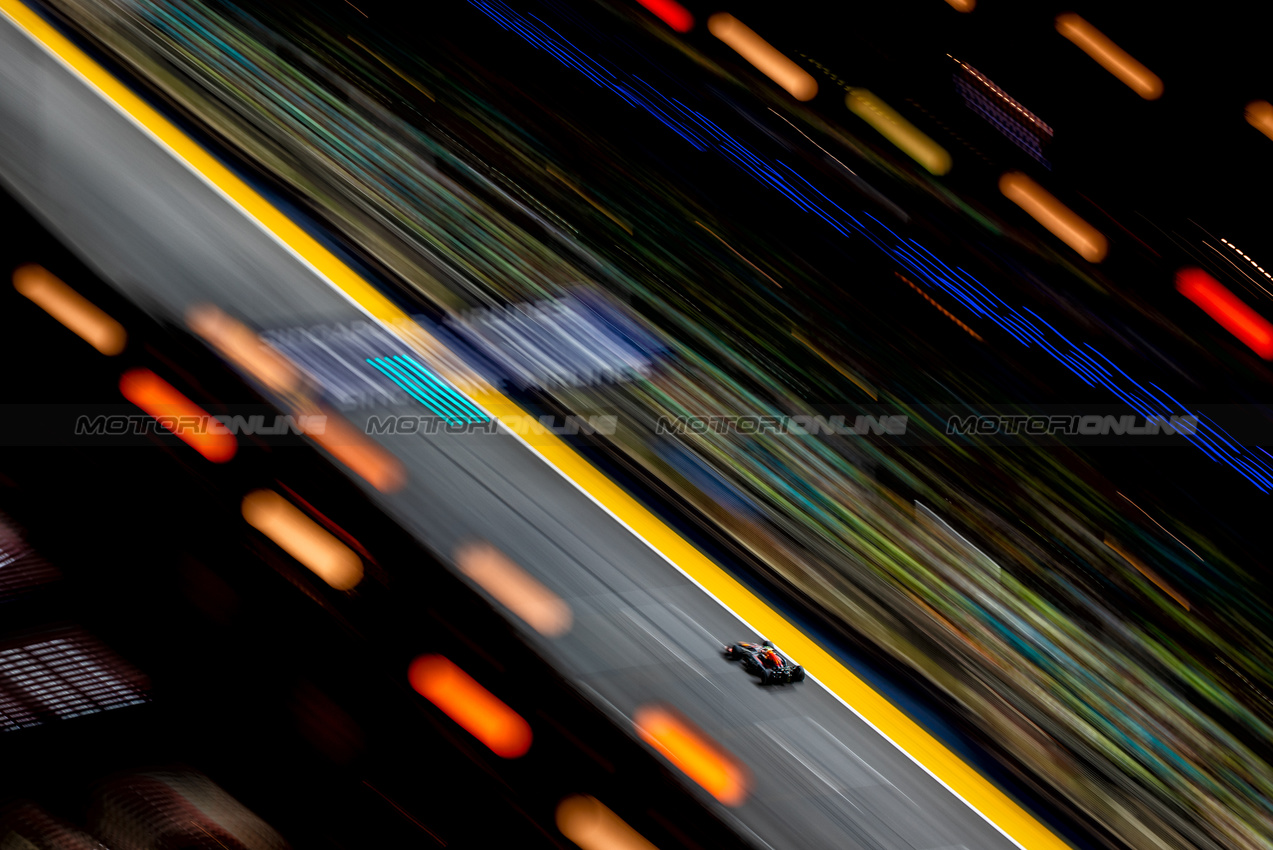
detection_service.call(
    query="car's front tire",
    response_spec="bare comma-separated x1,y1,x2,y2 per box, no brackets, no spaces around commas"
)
793,666,806,682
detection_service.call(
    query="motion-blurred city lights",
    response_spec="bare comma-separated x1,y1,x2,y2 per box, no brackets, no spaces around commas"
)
92,771,287,850
187,306,407,491
1105,537,1191,610
0,512,60,598
1176,268,1273,359
13,264,126,355
0,630,149,730
1219,238,1273,287
845,89,952,176
1055,13,1163,100
407,655,532,758
695,221,782,288
307,406,407,493
241,489,364,589
455,542,572,636
349,37,436,101
998,172,1109,262
634,0,693,33
707,14,818,102
555,795,660,850
0,803,100,849
1245,100,1273,142
952,58,1052,166
792,330,878,398
897,273,984,341
632,706,750,806
186,304,301,396
547,165,633,234
118,368,238,463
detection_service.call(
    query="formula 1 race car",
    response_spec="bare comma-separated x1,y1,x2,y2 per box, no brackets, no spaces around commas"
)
723,641,806,685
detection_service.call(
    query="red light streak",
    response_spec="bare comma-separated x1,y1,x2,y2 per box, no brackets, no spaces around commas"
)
635,0,693,32
1176,268,1273,359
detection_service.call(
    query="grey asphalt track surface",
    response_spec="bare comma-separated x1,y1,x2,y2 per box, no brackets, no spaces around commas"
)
0,12,1029,850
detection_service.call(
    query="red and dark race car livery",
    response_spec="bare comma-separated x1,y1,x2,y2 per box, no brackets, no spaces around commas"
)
723,641,806,685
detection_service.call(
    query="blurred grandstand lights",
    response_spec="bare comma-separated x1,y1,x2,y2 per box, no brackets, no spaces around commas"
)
13,264,126,355
241,490,364,589
944,0,975,11
633,706,750,806
1245,100,1273,142
407,655,532,758
707,14,818,101
998,172,1108,262
455,542,572,636
1176,268,1273,358
556,795,660,850
1055,13,1163,100
845,90,952,176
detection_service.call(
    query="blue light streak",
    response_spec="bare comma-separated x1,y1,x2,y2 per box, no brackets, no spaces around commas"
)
464,0,1273,491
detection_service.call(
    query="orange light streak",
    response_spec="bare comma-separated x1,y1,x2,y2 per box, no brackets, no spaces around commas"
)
556,795,659,850
707,14,817,101
14,264,126,355
633,706,749,806
241,490,364,590
1246,100,1273,141
999,172,1108,262
309,407,407,493
118,368,237,462
1055,13,1162,100
408,655,532,758
896,273,984,341
456,542,572,636
186,304,301,396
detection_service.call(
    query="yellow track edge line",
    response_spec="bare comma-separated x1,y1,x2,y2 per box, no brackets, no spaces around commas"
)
1,3,1070,848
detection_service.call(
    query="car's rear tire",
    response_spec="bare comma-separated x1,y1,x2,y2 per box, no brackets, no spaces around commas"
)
758,669,771,686
793,666,806,682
